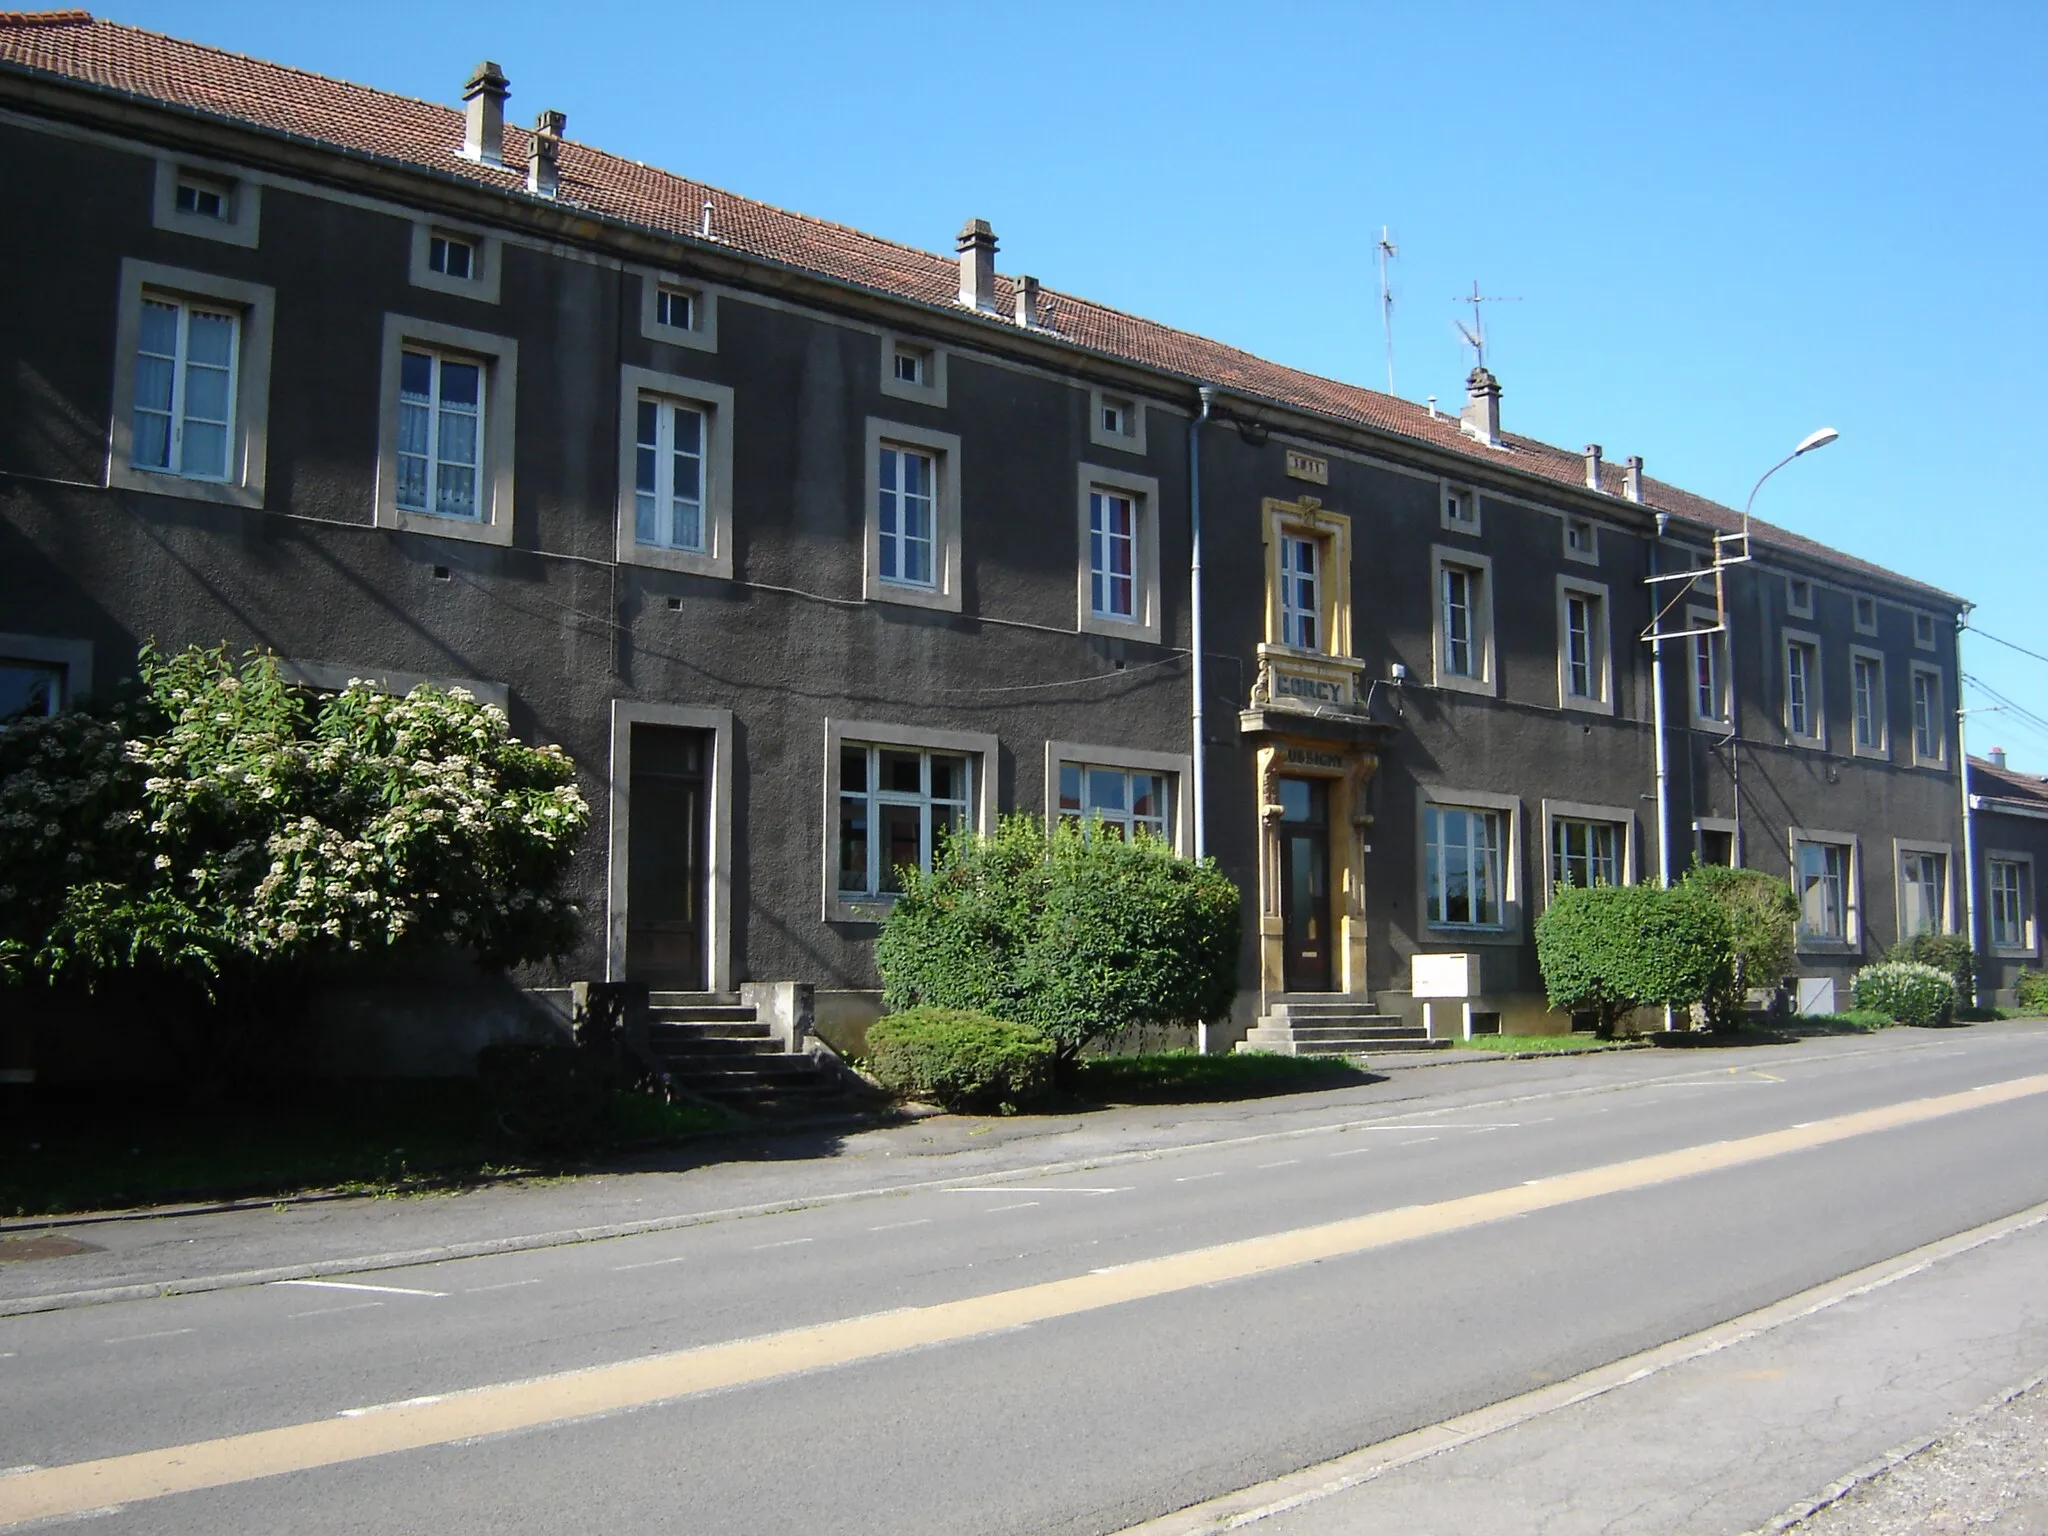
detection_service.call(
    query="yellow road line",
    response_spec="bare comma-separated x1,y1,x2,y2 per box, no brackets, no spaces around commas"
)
6,1072,2045,1528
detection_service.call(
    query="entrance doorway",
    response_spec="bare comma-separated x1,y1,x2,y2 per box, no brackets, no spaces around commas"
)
1279,777,1333,992
626,723,709,989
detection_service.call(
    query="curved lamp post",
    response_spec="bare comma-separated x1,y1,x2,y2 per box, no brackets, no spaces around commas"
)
1744,427,1839,524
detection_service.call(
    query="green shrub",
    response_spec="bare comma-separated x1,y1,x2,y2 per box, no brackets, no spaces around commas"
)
1804,1010,1896,1032
1887,932,1977,1007
1850,961,1956,1026
1536,883,1733,1037
477,1043,623,1154
2013,970,2048,1013
865,1008,1055,1113
1682,864,1798,1028
875,817,1240,1064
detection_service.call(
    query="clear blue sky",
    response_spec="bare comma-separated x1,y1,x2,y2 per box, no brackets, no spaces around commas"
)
97,0,2048,769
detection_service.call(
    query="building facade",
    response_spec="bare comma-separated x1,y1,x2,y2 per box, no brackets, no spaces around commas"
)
0,12,1974,1060
1968,752,2046,1005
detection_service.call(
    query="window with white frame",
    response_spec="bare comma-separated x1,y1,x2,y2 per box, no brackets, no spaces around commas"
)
1989,857,2034,952
1279,533,1320,650
1058,762,1172,841
1852,652,1886,752
1911,666,1944,762
132,297,239,482
1089,488,1138,621
1794,837,1853,944
1441,562,1483,679
0,660,63,720
1559,582,1608,706
1785,636,1821,742
1442,484,1479,533
1564,517,1596,561
878,443,938,589
397,349,485,520
892,345,928,386
836,743,973,898
1898,849,1947,937
655,286,697,333
1426,804,1505,928
1100,396,1133,438
174,173,232,221
634,396,706,553
1692,616,1729,725
1551,817,1621,889
428,233,476,280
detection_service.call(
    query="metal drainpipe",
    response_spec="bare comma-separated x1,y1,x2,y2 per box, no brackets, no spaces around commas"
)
1957,607,1980,1006
1189,386,1216,859
1651,513,1673,886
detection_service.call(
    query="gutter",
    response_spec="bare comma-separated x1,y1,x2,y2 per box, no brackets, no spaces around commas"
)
1189,387,1215,859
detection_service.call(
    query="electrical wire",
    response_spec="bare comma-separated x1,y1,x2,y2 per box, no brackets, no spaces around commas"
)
1967,626,2048,668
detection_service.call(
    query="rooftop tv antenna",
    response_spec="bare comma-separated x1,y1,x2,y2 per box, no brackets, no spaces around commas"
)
1375,226,1398,394
1454,279,1520,369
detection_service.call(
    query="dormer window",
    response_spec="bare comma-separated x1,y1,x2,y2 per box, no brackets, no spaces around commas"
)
428,234,476,281
656,286,697,332
173,173,232,221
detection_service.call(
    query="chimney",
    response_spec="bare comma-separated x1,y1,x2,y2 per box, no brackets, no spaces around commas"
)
957,218,997,313
1623,455,1644,503
1459,365,1501,447
1014,274,1041,329
462,61,510,166
526,109,564,197
1989,746,2009,770
1584,444,1604,490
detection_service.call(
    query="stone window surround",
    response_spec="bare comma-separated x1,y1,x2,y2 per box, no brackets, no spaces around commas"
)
1562,514,1599,566
1785,575,1815,620
151,153,261,248
1892,836,1955,940
1416,784,1524,944
1914,611,1940,652
614,364,735,579
863,417,963,613
878,331,947,408
1852,593,1880,636
635,268,720,354
1263,498,1353,658
1431,544,1496,697
0,634,93,708
1555,573,1614,716
1044,740,1194,854
373,314,518,547
1077,464,1163,644
1909,661,1947,768
1539,797,1636,908
1985,849,2038,959
820,717,1000,924
1848,644,1889,760
1782,627,1826,750
108,258,275,510
1089,386,1147,455
408,217,502,304
1439,479,1482,536
606,700,735,991
1788,825,1861,953
1694,815,1742,867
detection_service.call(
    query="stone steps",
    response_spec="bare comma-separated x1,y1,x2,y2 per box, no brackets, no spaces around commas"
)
638,992,873,1119
1237,994,1453,1059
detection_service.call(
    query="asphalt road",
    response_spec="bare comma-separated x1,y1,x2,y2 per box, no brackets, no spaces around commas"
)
5,1026,2047,1533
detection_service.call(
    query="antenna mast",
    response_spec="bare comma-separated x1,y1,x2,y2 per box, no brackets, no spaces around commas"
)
1454,278,1520,369
1376,226,1398,394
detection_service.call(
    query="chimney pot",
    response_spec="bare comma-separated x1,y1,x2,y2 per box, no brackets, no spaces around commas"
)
1989,746,2009,770
1014,274,1041,329
462,60,510,166
1459,365,1502,448
1584,443,1604,490
1623,455,1644,503
526,109,565,197
956,218,998,313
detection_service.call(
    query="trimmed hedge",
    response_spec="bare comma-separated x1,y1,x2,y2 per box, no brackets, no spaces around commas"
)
1886,932,1977,1007
1850,960,1955,1026
2014,970,2048,1013
865,1008,1055,1114
1536,882,1733,1037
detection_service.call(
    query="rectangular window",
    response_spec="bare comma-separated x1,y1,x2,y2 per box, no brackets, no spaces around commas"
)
397,350,484,520
1280,534,1320,650
1442,565,1479,678
1426,804,1504,927
1565,592,1599,699
892,346,927,385
1912,668,1943,761
1787,578,1813,616
131,297,239,482
1443,485,1477,529
428,234,475,280
655,286,696,331
1694,626,1728,723
173,174,231,221
877,445,937,588
1795,839,1851,943
837,743,973,898
0,659,63,721
1089,489,1138,620
1058,763,1172,841
1551,818,1620,890
1565,517,1595,559
1100,397,1132,437
1854,595,1878,634
1990,859,2033,951
1915,612,1938,650
1899,850,1946,937
634,396,705,552
1785,638,1820,740
1853,654,1885,751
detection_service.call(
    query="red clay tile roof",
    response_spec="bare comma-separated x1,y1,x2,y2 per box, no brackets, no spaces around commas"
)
0,10,1958,604
1972,756,2048,808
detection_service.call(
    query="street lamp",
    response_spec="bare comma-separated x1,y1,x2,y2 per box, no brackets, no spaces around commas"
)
1744,426,1840,523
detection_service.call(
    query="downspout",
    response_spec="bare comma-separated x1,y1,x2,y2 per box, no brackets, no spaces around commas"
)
1957,606,1979,1006
1189,386,1216,859
1651,513,1673,887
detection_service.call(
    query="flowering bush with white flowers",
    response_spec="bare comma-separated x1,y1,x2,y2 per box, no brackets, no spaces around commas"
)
1,645,590,1000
